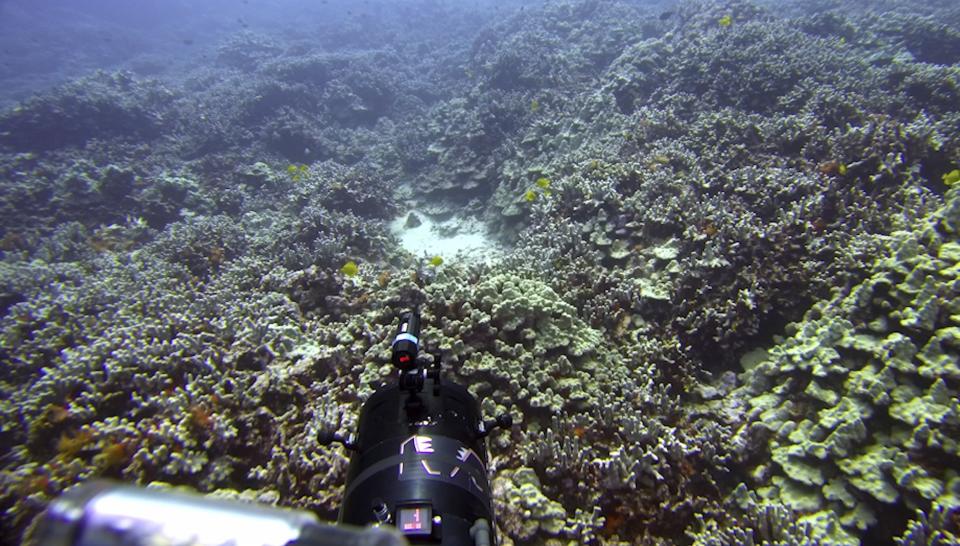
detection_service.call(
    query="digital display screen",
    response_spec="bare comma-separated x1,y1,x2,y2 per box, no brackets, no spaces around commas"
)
397,505,432,537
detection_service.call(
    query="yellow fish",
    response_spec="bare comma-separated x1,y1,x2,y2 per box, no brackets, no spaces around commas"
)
524,190,537,202
719,14,733,27
944,169,960,186
429,256,444,267
340,261,359,277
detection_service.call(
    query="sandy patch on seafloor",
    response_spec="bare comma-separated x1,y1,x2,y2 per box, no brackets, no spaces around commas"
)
389,212,503,265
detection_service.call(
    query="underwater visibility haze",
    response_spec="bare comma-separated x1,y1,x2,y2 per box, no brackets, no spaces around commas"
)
1,0,960,544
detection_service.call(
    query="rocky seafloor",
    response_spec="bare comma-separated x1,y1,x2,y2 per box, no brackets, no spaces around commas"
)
1,0,959,544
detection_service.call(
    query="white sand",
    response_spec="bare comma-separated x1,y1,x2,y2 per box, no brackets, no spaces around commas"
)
389,213,503,264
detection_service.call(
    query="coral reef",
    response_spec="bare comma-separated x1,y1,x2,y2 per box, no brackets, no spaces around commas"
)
717,187,960,541
897,502,960,545
0,70,172,153
1,0,959,545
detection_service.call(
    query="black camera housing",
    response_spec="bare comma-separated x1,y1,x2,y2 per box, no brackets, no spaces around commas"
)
336,310,501,545
340,376,493,545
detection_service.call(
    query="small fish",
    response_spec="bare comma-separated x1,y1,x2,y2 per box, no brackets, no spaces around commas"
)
524,190,537,202
340,261,359,277
659,11,675,20
535,177,551,189
287,164,309,181
530,99,540,112
718,14,733,27
429,256,444,267
838,163,847,176
943,169,960,186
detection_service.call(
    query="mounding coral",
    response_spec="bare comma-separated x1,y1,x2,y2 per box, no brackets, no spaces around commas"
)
716,187,960,542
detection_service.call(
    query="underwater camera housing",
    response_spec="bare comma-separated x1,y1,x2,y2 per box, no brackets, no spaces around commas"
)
320,309,512,546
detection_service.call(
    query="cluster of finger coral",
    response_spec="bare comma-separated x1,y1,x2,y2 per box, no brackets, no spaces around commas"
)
0,214,392,531
490,0,958,373
0,155,407,537
1,0,959,545
417,270,723,539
